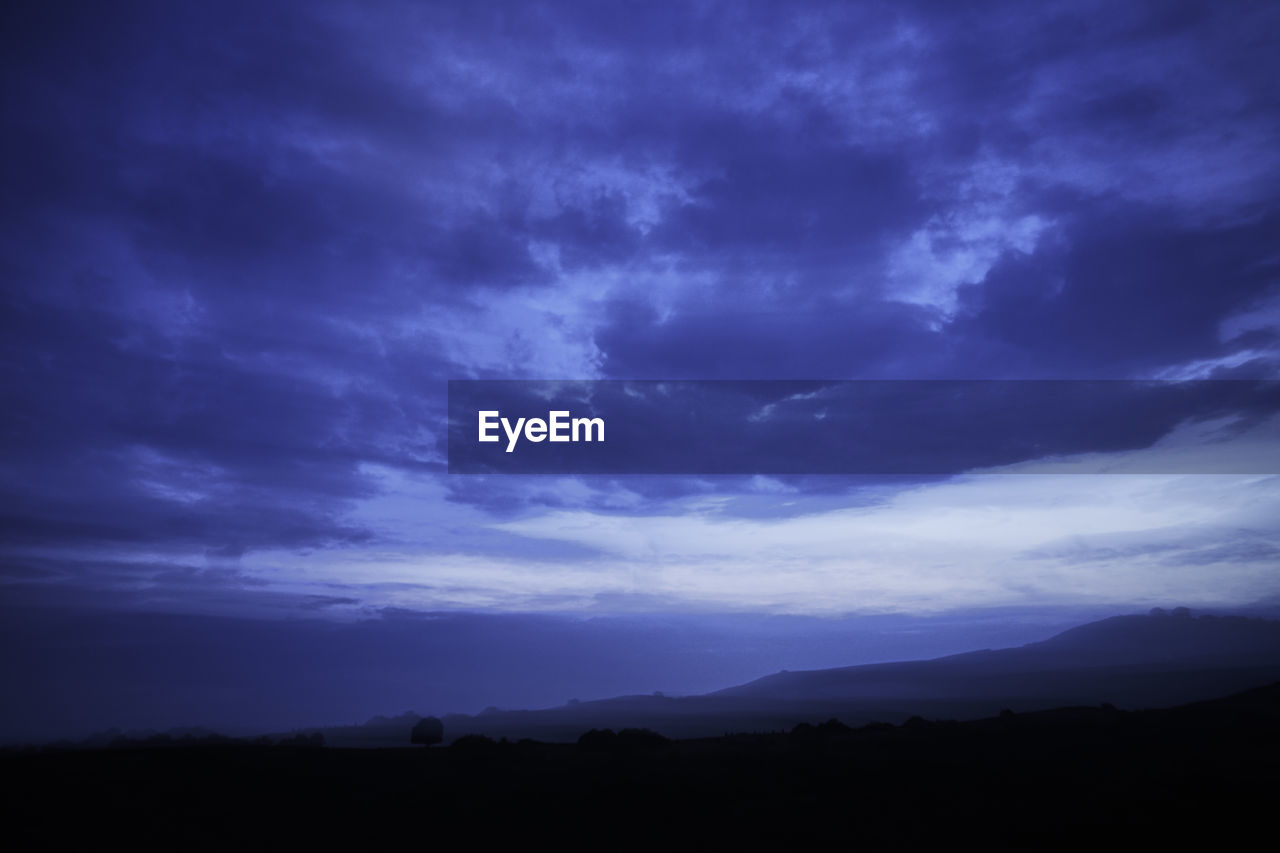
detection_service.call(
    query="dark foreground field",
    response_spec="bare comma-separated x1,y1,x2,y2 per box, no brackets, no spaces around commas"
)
5,684,1279,849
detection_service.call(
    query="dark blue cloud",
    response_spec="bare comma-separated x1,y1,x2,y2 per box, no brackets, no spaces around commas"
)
956,202,1280,377
1,0,1278,616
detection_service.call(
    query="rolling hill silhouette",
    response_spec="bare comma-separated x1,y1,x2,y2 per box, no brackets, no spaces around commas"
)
11,680,1280,847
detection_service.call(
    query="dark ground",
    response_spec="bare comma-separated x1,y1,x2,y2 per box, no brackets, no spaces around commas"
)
4,683,1279,849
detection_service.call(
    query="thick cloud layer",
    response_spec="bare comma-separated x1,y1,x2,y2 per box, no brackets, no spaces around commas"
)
2,0,1279,623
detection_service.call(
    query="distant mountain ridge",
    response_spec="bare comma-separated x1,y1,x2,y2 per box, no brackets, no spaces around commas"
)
265,611,1280,746
420,610,1280,744
714,610,1280,702
1030,609,1280,663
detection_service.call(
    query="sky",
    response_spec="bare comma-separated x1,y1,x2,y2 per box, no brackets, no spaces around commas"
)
2,0,1280,738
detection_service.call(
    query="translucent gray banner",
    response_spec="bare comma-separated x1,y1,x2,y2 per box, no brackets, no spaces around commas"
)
447,380,1280,474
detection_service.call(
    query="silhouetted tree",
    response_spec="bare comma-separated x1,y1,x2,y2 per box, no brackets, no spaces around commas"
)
410,716,444,747
790,719,852,745
615,728,669,751
449,734,498,756
903,715,930,731
281,732,324,748
578,728,669,753
577,728,618,752
816,718,852,735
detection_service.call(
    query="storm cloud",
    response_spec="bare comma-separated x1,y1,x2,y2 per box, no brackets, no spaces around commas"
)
2,0,1279,632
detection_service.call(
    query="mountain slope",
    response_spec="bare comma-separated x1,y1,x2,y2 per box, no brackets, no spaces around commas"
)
713,611,1280,702
426,611,1280,743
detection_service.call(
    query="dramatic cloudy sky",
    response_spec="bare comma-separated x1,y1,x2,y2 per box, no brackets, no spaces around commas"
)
2,1,1279,736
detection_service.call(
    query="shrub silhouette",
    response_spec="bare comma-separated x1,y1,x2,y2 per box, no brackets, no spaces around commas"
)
616,728,669,750
410,716,444,747
577,728,617,752
578,728,669,753
449,734,498,756
790,718,852,744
